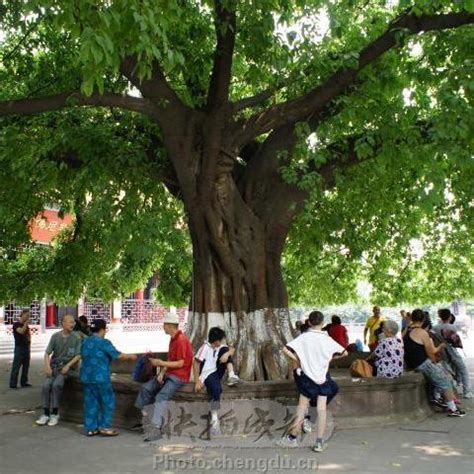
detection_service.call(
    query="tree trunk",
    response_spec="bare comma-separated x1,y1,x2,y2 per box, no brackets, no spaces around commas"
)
183,170,295,380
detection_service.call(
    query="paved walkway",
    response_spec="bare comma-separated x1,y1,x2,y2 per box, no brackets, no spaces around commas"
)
1,356,473,473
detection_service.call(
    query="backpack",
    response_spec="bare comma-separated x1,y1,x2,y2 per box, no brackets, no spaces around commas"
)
132,353,157,383
441,328,463,349
350,359,373,378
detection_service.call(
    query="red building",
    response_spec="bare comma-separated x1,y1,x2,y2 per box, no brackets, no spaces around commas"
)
1,208,187,334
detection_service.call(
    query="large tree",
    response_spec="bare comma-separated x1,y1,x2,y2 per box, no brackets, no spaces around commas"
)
1,1,473,379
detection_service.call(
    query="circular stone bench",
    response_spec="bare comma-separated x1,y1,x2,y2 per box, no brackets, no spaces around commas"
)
61,353,432,436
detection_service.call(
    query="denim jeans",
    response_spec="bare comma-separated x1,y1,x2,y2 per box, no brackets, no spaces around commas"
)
9,346,30,388
42,373,68,409
446,345,471,394
134,375,184,428
416,359,452,392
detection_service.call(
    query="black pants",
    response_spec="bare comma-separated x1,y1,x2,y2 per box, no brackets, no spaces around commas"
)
10,346,30,388
203,347,231,411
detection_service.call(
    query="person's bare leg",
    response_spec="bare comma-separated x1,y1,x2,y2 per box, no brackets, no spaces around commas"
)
443,389,455,401
316,396,327,440
289,395,310,437
443,388,460,412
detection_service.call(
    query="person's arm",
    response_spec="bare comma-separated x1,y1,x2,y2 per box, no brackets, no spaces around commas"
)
283,346,299,362
103,340,134,362
60,354,81,374
151,358,184,369
367,341,382,361
44,352,53,377
193,359,203,391
16,322,28,335
420,331,445,362
332,350,349,360
363,326,369,344
118,353,137,361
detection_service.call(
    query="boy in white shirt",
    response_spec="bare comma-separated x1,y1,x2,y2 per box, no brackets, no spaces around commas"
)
279,311,347,452
193,327,241,435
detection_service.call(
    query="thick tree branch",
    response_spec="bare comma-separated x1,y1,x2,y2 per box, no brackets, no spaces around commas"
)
120,55,185,108
235,10,474,145
232,77,292,113
206,1,236,109
232,89,274,112
0,91,155,117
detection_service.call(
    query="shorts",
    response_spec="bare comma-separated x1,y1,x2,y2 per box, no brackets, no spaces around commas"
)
416,359,452,392
293,370,338,404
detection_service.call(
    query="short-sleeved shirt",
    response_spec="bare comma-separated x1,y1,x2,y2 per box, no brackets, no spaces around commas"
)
287,330,345,384
365,316,385,345
374,337,404,378
328,324,348,348
195,342,225,382
80,335,121,384
13,322,30,347
432,323,458,336
46,331,81,367
167,330,193,383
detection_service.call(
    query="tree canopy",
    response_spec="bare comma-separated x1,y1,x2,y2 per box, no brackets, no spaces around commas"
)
0,0,473,307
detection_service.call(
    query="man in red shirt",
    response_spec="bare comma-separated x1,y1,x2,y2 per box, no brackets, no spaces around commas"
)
134,313,193,442
327,315,349,349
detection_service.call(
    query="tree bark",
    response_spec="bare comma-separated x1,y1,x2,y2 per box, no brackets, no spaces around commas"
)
176,143,297,380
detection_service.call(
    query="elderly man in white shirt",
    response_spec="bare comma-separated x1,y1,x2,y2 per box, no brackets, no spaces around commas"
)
278,311,347,452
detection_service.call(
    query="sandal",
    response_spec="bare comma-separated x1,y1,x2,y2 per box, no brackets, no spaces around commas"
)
86,430,99,437
99,428,119,437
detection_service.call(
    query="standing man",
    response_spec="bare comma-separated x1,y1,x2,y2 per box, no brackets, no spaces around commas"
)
36,314,81,427
135,313,193,442
364,305,385,352
9,310,32,389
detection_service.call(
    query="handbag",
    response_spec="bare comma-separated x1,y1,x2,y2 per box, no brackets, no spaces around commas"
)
350,359,373,378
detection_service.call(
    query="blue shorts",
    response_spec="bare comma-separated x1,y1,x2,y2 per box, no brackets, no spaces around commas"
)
294,370,338,405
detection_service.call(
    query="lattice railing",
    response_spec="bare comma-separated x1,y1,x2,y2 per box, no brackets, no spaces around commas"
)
5,325,41,336
4,301,41,325
121,300,187,329
121,299,166,324
83,301,111,323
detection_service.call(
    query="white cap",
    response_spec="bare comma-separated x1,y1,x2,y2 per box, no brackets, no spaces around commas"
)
163,313,180,325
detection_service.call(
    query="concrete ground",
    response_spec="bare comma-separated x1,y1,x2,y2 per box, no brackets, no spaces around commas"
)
1,355,473,474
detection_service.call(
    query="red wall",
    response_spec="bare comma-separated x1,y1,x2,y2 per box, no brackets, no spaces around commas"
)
30,209,74,244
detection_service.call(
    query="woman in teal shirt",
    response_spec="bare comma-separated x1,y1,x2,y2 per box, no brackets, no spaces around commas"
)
80,319,136,436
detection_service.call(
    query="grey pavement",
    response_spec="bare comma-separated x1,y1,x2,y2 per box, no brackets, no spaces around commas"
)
0,355,473,474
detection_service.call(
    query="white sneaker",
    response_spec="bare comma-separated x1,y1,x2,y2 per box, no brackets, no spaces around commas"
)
313,440,326,453
210,420,221,436
227,375,242,386
35,415,50,426
302,418,312,433
47,414,60,426
463,391,473,399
